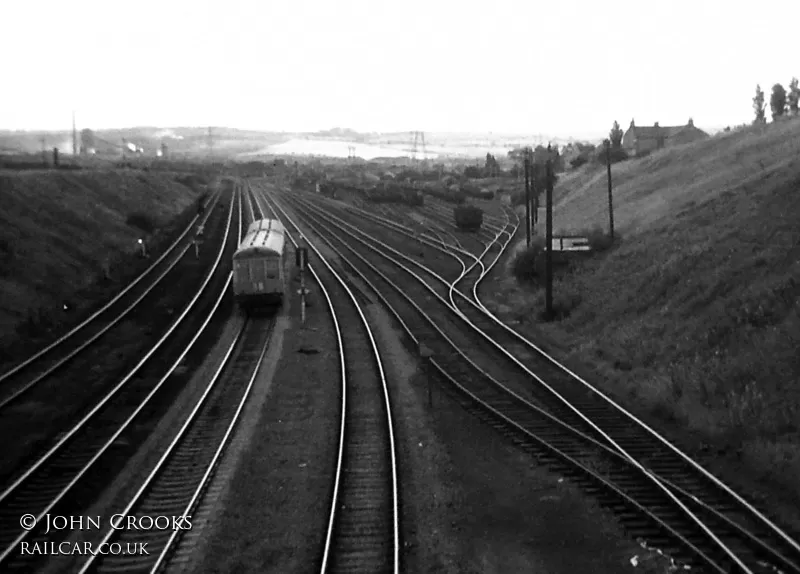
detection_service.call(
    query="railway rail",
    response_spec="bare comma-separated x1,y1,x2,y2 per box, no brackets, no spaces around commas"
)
288,191,516,317
0,188,242,571
323,193,800,573
251,185,400,574
271,187,800,574
77,314,276,573
0,189,222,411
0,188,228,485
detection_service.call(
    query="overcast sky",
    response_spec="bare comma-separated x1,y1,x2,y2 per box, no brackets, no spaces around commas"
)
2,0,798,138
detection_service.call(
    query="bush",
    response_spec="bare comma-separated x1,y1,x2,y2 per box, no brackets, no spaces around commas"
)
596,146,630,164
512,242,544,282
550,279,583,320
126,212,159,234
570,155,589,168
586,226,619,251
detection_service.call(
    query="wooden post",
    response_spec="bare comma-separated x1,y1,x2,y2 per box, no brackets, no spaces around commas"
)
531,156,539,227
300,266,306,324
524,156,531,247
545,150,554,319
604,139,615,241
296,245,308,325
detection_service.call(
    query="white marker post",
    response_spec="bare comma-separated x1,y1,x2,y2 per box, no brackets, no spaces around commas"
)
194,225,205,259
296,245,309,325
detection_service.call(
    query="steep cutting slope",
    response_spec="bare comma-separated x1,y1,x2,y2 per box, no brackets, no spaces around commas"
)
492,119,800,523
0,169,205,344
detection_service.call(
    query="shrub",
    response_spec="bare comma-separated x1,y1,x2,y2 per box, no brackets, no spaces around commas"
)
596,147,630,164
550,279,583,320
512,243,543,282
586,226,619,251
126,212,159,234
570,155,589,168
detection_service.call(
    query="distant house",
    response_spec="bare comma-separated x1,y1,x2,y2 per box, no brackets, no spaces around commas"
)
622,118,709,155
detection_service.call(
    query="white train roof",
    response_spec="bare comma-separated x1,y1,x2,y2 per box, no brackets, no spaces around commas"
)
234,218,286,258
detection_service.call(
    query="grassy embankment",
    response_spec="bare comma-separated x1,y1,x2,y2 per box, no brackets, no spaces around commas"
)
498,119,800,509
0,169,211,355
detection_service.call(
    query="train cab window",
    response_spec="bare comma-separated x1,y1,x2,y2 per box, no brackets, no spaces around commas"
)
265,258,279,278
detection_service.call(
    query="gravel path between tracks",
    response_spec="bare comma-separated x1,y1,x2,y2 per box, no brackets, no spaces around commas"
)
366,303,673,573
37,308,245,574
187,276,340,573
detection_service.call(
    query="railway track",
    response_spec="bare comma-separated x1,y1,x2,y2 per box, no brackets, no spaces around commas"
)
0,188,222,410
338,198,800,574
286,192,514,320
0,190,226,483
0,188,243,571
270,187,800,573
77,314,276,573
252,186,400,574
308,191,517,285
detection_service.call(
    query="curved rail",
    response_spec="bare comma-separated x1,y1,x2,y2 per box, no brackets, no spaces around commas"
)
277,189,799,573
251,184,400,574
0,190,240,568
0,189,221,392
379,199,800,566
293,187,800,565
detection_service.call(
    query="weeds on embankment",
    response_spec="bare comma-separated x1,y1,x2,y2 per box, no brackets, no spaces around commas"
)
500,119,800,514
0,169,211,357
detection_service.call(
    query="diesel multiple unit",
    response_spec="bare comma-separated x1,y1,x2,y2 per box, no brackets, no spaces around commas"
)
232,218,286,312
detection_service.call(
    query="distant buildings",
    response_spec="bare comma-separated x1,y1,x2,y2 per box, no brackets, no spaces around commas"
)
622,118,709,155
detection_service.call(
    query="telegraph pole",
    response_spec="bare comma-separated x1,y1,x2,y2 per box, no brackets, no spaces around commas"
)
545,146,554,319
604,139,615,240
524,156,531,247
530,148,538,227
208,127,213,158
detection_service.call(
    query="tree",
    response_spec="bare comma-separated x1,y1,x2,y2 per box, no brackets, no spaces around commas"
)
79,128,95,153
753,84,766,124
770,83,787,120
484,153,500,176
788,77,800,115
609,121,624,149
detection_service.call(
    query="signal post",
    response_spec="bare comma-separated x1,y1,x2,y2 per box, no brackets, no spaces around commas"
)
296,243,309,324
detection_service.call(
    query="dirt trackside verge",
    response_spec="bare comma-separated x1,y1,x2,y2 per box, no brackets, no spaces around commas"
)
367,302,673,573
